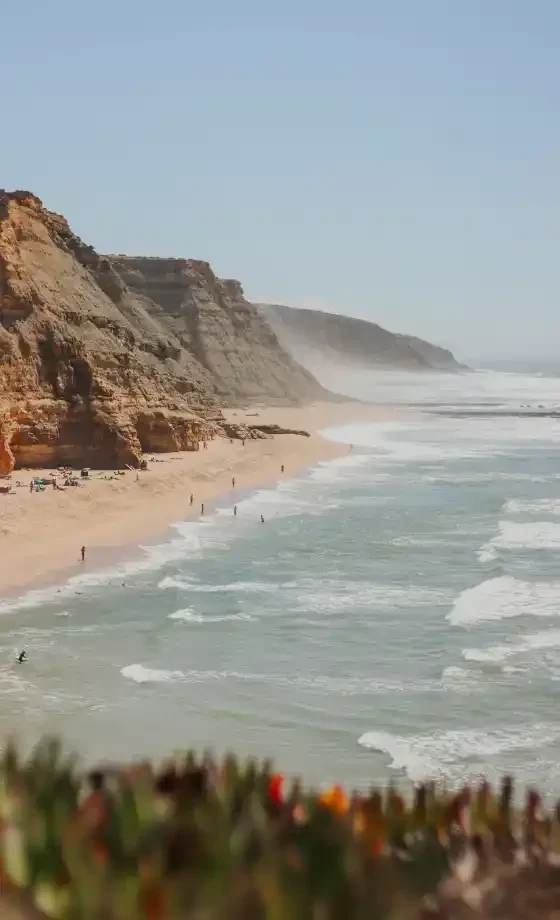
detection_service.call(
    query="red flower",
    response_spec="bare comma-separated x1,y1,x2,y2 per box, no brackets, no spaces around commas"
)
268,774,284,806
370,838,383,857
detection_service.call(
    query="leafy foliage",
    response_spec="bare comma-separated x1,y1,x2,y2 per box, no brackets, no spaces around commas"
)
0,739,558,919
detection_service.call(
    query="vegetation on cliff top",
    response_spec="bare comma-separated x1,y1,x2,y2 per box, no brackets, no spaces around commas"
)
0,738,559,919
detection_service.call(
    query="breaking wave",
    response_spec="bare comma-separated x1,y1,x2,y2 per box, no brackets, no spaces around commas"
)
358,723,560,782
447,576,560,626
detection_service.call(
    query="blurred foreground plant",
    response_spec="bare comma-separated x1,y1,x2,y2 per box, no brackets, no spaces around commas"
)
0,739,559,919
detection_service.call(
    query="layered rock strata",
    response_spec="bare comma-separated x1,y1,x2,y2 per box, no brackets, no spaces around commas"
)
0,192,326,473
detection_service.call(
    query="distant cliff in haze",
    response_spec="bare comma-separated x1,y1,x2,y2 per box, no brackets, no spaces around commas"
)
257,304,468,374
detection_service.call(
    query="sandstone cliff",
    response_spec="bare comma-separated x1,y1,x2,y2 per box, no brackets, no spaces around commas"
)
0,192,327,474
0,191,225,472
258,304,467,374
108,258,328,405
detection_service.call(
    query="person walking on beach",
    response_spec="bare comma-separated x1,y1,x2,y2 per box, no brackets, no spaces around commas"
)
234,505,237,517
81,545,86,562
201,503,204,515
190,493,194,506
232,477,236,489
260,514,265,523
281,464,284,474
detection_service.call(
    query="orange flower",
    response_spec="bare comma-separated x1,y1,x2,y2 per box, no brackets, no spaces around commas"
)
268,773,284,806
320,784,349,815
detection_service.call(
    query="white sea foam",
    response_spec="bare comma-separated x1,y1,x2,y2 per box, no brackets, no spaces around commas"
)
119,665,439,695
182,580,286,594
293,581,450,613
168,608,254,624
323,413,560,485
442,666,472,680
440,666,479,692
447,576,560,626
322,422,471,462
358,723,560,782
121,664,184,684
479,521,560,560
158,576,193,591
309,451,374,483
504,497,560,516
463,629,560,665
477,544,499,563
424,471,547,486
168,608,204,623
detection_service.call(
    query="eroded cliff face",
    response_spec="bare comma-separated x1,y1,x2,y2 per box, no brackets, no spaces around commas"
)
0,192,220,472
108,258,328,404
258,304,468,374
0,192,329,474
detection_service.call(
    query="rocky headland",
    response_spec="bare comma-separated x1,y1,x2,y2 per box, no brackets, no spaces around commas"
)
258,302,467,373
0,190,465,476
0,191,326,474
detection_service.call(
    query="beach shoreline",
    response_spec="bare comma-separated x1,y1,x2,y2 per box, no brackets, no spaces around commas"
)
0,402,399,597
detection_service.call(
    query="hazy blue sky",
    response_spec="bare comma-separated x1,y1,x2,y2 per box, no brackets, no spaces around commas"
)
3,1,559,360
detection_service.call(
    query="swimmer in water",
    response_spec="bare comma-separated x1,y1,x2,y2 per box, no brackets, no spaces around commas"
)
17,650,26,663
260,514,264,523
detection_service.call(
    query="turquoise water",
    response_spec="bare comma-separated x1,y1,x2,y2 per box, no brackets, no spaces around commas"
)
2,369,560,793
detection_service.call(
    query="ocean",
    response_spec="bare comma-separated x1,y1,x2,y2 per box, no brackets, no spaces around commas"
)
2,367,560,795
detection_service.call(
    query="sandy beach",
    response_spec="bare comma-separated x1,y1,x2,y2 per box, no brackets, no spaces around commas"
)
0,402,396,595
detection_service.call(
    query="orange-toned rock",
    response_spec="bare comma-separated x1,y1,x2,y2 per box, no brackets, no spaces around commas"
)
0,413,15,476
0,189,327,470
0,190,220,469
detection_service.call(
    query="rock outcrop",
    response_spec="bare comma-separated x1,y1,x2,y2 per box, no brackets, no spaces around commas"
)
0,192,327,474
0,191,225,472
221,421,310,441
108,257,328,405
258,303,468,373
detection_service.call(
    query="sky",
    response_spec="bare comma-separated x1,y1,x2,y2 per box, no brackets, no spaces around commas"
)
3,0,560,361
